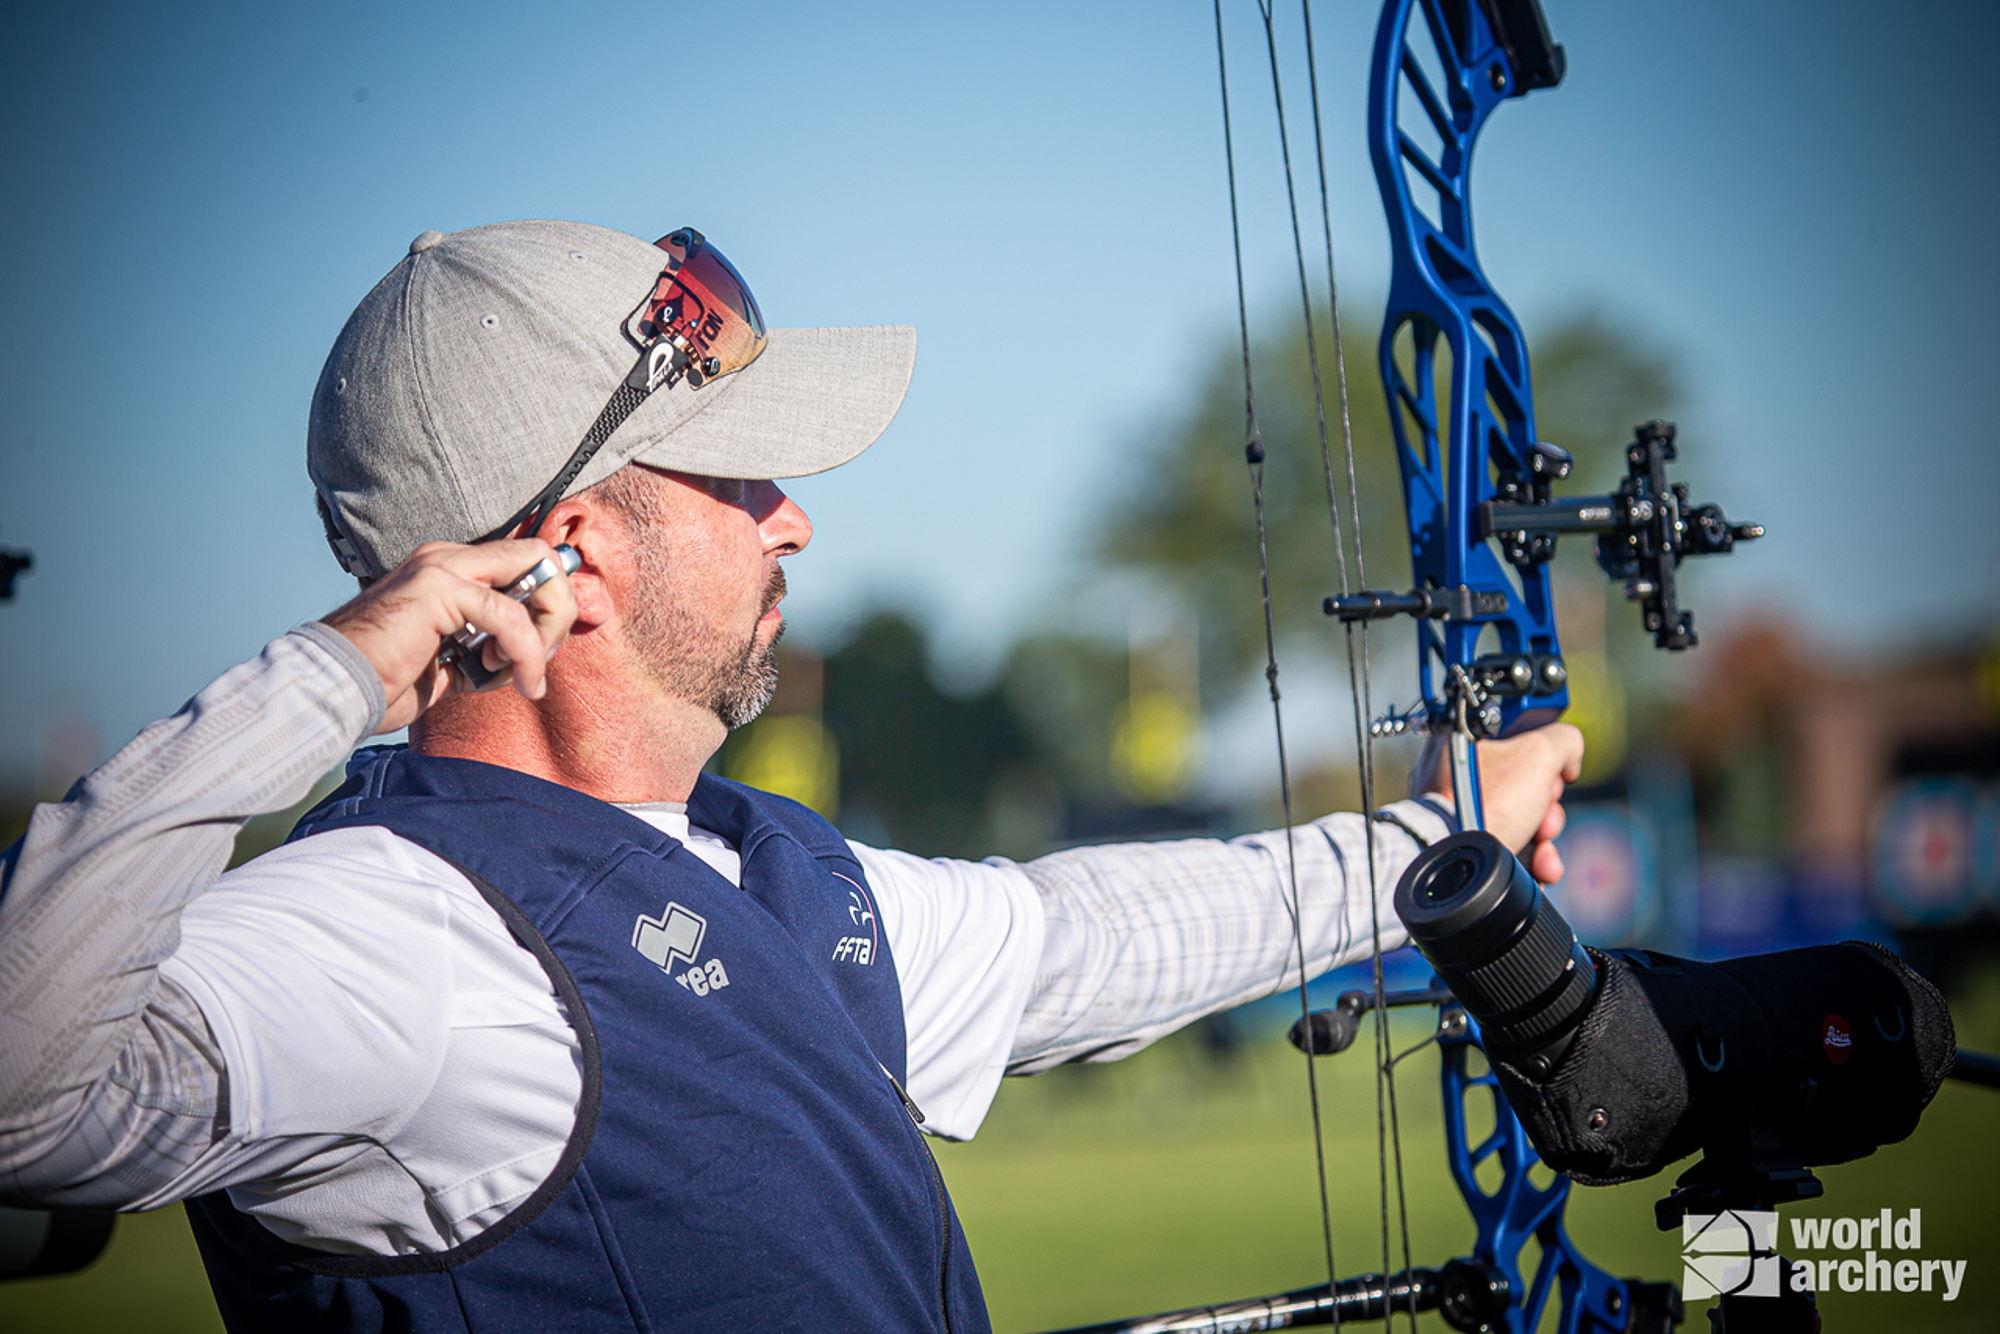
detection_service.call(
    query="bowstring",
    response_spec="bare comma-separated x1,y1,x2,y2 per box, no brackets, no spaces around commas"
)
1294,3,1418,1328
1250,0,1420,1326
1212,0,1341,1306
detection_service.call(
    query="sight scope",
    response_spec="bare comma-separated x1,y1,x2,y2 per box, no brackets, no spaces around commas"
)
1394,830,1596,1075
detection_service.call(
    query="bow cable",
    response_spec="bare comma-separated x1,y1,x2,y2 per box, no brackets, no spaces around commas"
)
1220,1,1424,1327
1211,0,1341,1308
1290,3,1421,1326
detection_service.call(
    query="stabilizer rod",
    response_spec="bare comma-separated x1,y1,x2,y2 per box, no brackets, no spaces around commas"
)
1037,1267,1445,1333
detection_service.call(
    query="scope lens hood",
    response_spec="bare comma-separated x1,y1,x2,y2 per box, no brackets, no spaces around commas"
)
1396,831,1542,967
1394,830,1598,1064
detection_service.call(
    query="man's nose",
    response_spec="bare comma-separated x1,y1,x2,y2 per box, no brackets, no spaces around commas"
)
761,487,812,556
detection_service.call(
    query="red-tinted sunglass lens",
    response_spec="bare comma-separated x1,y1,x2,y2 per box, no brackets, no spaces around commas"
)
640,232,768,380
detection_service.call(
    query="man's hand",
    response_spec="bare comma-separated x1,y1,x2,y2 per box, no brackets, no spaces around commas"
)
1414,723,1584,884
319,540,578,734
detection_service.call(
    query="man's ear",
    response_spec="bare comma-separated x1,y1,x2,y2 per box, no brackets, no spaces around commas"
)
539,502,615,630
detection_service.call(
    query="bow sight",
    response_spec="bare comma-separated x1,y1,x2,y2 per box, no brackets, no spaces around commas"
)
1305,0,1761,752
1483,423,1763,651
1327,419,1763,740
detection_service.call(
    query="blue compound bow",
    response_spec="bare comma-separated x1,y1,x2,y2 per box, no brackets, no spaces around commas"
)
1046,2,1759,1331
1322,11,1752,1324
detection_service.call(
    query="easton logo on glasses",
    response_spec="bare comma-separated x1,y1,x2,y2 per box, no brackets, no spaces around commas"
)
478,226,769,545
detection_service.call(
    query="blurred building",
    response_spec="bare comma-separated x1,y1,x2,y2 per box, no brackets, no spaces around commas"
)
1673,618,1998,976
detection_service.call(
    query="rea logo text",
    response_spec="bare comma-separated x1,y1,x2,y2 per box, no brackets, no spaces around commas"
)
631,902,733,996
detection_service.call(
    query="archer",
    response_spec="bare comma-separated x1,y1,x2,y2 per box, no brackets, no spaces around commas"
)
0,217,1580,1331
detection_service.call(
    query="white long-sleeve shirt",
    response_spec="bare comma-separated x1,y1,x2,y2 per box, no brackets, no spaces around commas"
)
0,626,1446,1257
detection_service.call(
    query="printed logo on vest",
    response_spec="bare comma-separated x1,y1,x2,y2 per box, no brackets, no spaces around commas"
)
632,901,732,996
832,875,878,966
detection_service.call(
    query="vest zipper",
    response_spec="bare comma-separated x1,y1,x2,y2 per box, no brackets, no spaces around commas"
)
884,1065,954,1334
883,1065,926,1127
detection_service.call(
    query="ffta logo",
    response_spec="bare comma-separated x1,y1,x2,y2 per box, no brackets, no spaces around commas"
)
1682,1210,1781,1300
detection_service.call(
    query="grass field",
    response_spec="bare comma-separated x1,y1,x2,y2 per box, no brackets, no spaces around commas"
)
5,973,1995,1333
938,971,2000,1333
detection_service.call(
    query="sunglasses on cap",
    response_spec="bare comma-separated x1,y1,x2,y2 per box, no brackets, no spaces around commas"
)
480,227,770,544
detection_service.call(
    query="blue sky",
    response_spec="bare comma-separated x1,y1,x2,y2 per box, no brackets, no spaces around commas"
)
3,0,1996,789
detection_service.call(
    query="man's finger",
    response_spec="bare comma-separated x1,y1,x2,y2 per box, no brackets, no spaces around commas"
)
324,538,578,728
522,557,578,660
1544,722,1585,783
417,537,561,586
446,582,551,700
1531,839,1566,885
1537,796,1568,845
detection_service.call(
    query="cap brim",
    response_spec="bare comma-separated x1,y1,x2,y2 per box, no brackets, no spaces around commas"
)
619,325,916,481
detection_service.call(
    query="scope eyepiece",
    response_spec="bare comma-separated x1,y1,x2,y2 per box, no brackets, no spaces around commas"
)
1394,831,1597,1073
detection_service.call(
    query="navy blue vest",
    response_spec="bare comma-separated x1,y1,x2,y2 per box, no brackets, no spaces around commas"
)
184,747,988,1334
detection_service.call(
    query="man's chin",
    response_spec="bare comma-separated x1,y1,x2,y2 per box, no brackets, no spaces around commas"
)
714,639,783,731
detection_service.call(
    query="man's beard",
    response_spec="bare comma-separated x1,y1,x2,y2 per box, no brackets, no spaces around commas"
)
714,567,785,729
622,538,786,731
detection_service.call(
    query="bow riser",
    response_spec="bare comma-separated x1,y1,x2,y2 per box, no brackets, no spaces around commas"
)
1442,1015,1638,1333
1368,2,1651,1328
1051,2,1759,1327
1371,0,1568,742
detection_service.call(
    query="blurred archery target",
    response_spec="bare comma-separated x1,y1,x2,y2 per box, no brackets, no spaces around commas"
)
1982,786,2000,901
1869,777,1990,925
1550,804,1657,944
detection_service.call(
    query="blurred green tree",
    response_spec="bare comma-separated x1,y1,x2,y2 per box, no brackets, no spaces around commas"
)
819,611,1031,859
1096,305,1680,687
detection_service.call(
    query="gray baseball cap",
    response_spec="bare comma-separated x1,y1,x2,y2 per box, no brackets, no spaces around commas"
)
307,219,916,579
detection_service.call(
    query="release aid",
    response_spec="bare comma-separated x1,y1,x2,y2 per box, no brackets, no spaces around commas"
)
436,544,581,690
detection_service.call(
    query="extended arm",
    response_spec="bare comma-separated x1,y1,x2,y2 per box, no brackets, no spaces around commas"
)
866,724,1578,1140
1007,806,1448,1071
860,800,1449,1139
1010,718,1578,1067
